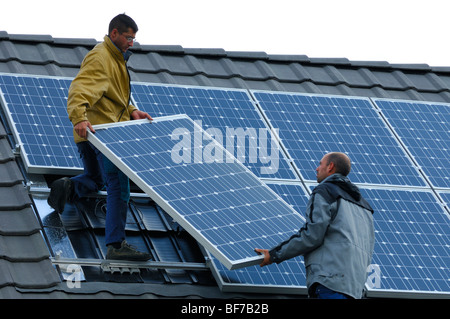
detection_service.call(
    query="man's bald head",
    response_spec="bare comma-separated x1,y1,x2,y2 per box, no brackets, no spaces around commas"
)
325,152,351,176
316,152,351,183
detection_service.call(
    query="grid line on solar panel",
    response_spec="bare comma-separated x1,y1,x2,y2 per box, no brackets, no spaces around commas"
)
251,91,427,187
210,182,310,294
372,98,450,189
360,188,450,295
87,115,305,270
0,73,81,173
437,192,450,214
131,82,298,180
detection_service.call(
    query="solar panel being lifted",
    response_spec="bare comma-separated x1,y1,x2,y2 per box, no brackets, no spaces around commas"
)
0,73,81,174
372,98,450,189
131,83,298,180
210,182,310,294
87,115,305,270
251,91,427,187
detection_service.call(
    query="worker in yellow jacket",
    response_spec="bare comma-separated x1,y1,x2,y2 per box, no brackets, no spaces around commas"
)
48,14,152,261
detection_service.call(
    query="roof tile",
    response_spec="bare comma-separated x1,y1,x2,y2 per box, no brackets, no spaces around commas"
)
0,139,14,163
0,184,32,211
0,207,41,236
0,161,22,186
0,259,59,289
0,233,50,262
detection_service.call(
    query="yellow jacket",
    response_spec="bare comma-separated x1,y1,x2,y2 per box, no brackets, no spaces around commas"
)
67,35,136,143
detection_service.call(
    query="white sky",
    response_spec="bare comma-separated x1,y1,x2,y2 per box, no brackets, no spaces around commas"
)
2,0,450,67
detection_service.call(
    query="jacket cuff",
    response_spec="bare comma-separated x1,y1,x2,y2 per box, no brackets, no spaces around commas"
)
128,104,137,113
268,247,282,264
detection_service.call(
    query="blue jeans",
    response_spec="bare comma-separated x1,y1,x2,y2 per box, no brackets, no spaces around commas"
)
71,141,104,198
71,141,130,246
313,284,351,299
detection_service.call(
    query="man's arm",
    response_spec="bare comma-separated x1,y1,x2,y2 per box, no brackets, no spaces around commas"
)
67,54,108,139
255,191,334,266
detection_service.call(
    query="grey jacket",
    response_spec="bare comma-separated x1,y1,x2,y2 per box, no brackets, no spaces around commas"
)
269,174,375,299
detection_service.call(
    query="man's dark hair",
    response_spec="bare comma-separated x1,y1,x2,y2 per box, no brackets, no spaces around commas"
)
327,152,351,176
108,13,138,34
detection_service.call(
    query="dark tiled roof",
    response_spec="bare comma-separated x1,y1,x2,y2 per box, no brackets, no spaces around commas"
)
0,121,60,291
2,31,450,102
0,31,449,298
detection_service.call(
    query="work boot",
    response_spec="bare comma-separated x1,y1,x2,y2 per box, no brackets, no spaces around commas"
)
106,240,152,261
47,177,73,214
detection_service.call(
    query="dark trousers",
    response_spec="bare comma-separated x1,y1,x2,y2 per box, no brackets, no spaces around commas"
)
310,283,352,299
71,141,130,246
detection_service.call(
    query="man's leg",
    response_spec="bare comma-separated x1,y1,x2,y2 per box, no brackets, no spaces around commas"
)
96,151,151,261
103,166,129,246
71,141,105,198
48,141,104,213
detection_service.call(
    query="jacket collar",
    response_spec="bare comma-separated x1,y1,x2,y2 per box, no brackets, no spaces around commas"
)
104,35,133,62
319,173,374,213
321,174,362,201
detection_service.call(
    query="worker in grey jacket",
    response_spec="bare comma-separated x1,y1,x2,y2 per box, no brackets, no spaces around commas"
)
255,152,375,299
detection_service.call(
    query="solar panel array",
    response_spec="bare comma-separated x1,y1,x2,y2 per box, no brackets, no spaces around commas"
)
372,99,450,189
86,116,305,270
0,74,81,173
360,188,449,295
131,83,297,180
1,72,449,297
252,91,427,187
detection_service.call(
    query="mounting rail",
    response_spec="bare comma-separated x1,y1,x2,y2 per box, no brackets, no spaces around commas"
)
51,257,210,271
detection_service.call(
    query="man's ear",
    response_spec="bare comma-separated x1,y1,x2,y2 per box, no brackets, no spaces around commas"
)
109,28,119,40
328,161,336,174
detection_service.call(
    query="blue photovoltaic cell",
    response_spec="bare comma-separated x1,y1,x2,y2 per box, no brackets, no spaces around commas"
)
252,91,427,187
373,99,450,189
131,83,297,180
0,74,81,173
211,183,309,293
439,192,450,209
360,188,450,295
87,116,305,269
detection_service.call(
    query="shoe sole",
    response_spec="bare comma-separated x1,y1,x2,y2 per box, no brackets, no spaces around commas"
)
47,177,72,213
